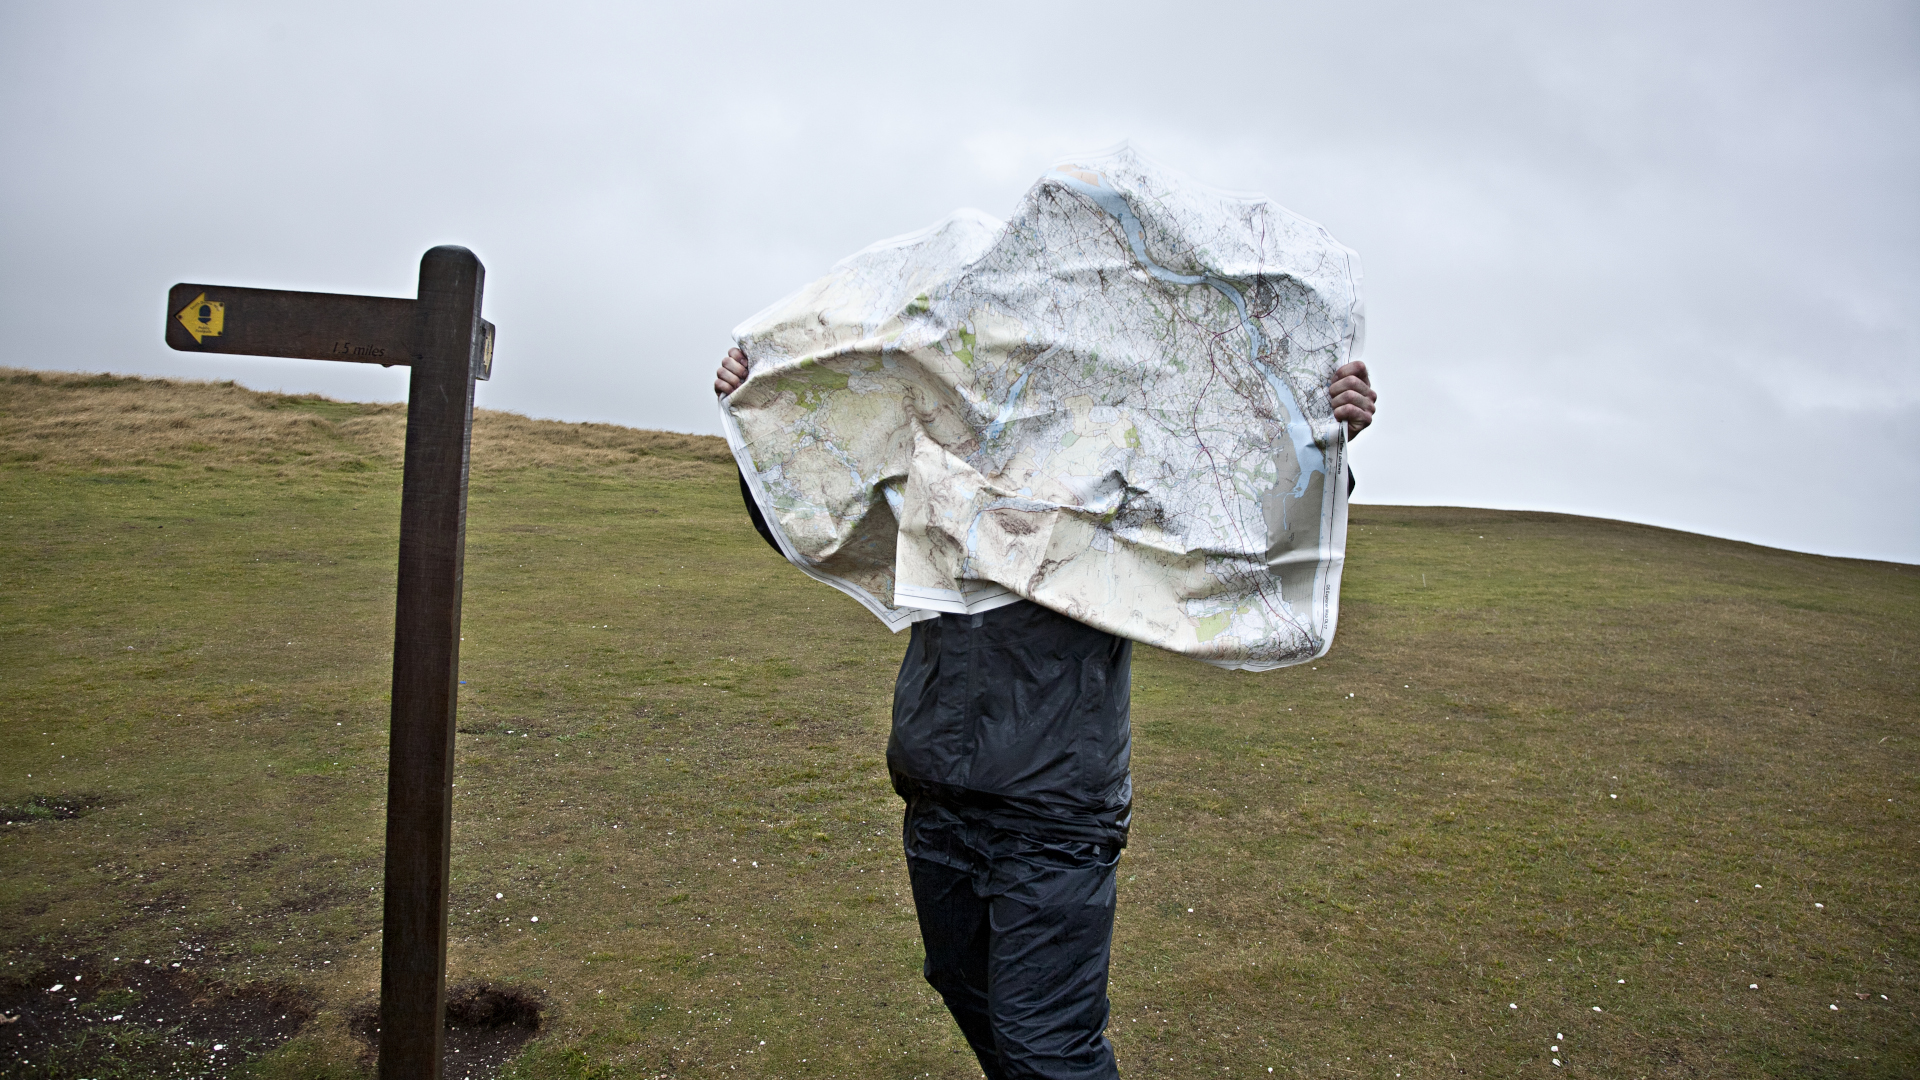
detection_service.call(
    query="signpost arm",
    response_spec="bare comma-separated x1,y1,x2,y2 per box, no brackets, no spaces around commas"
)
378,246,485,1077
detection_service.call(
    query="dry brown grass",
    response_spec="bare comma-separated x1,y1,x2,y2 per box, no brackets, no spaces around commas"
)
468,410,731,477
0,368,404,472
0,368,733,481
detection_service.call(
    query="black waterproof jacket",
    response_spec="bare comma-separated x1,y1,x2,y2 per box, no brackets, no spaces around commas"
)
889,603,1134,846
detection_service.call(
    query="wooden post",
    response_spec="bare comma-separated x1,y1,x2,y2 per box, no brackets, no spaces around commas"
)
165,247,494,1078
377,246,484,1077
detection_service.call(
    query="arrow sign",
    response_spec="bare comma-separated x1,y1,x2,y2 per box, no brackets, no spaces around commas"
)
176,292,224,342
165,281,494,379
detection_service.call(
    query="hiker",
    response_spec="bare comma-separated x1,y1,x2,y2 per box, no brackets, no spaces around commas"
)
715,346,1375,1079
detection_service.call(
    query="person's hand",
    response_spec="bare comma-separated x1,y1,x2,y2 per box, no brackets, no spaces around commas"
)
1329,360,1376,439
714,347,749,397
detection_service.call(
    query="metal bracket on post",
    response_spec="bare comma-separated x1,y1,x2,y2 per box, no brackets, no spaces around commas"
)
165,247,491,1078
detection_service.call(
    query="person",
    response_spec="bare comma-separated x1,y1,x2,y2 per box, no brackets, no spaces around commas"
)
715,346,1376,1079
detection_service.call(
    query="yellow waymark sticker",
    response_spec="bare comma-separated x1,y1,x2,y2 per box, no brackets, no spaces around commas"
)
176,293,225,343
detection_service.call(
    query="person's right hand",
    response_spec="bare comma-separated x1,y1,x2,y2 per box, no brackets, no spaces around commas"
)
1328,360,1376,439
714,347,749,397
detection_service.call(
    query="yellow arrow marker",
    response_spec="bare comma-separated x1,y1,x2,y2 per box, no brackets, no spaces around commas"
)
176,293,225,343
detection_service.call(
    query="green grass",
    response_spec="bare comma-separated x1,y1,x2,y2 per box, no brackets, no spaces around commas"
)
1,369,1916,1078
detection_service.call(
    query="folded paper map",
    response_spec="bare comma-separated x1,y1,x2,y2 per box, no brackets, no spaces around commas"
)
722,146,1363,670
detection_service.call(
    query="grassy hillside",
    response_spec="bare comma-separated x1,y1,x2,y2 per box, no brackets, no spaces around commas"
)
1,368,1915,1079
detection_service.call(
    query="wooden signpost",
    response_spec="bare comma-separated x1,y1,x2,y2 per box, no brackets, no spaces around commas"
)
166,246,495,1078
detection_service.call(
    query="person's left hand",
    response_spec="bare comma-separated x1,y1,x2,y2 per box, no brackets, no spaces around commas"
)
1329,360,1376,439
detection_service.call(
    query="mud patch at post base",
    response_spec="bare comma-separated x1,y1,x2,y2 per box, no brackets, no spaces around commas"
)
347,981,545,1078
0,953,313,1076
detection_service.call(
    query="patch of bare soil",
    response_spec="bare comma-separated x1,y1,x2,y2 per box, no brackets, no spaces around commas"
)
0,795,107,826
0,953,312,1077
347,982,545,1079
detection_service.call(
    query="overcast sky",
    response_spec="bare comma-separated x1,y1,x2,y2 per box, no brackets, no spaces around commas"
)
4,1,1915,562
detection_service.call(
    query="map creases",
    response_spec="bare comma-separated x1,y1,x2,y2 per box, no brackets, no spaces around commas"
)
724,145,1362,670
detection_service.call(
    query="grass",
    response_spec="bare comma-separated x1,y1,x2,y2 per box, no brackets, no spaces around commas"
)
0,367,1915,1078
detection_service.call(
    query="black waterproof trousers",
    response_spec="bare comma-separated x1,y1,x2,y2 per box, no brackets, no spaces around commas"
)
890,602,1132,1080
905,813,1122,1080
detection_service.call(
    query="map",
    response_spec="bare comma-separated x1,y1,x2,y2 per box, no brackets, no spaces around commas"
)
720,146,1363,670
